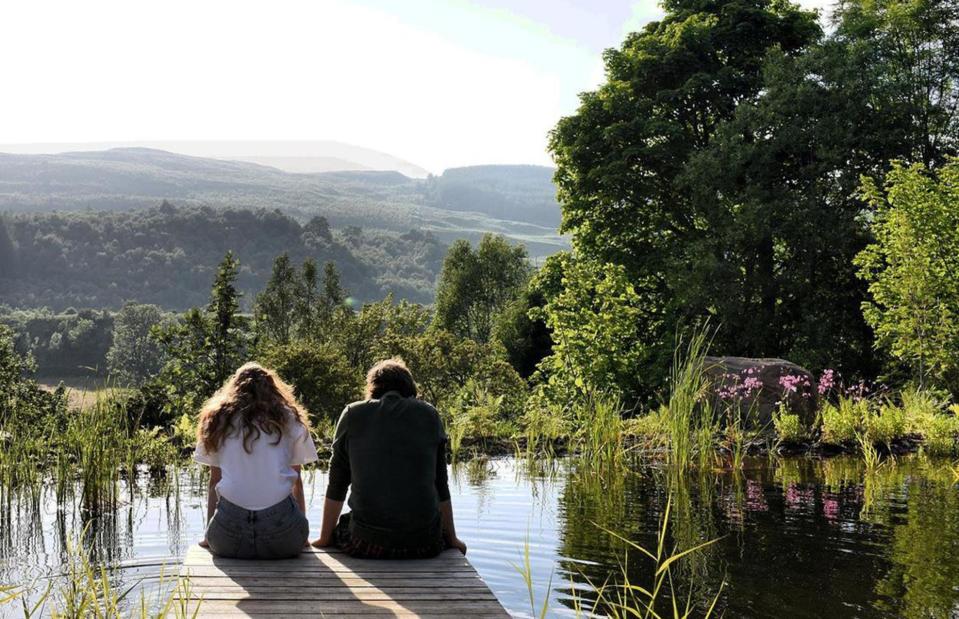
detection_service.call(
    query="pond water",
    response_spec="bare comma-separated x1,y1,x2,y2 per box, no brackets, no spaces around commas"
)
2,455,958,618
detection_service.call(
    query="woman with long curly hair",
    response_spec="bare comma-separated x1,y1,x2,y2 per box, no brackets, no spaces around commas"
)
311,357,467,559
194,362,318,559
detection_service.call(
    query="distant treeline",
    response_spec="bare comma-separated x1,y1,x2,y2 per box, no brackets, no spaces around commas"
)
0,202,445,311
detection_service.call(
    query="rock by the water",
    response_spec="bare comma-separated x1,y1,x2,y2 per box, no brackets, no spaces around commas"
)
703,356,817,430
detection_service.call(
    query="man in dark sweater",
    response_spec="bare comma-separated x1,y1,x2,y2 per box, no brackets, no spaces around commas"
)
311,358,467,558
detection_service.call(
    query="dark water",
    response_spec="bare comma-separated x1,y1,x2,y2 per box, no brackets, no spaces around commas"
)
2,455,958,618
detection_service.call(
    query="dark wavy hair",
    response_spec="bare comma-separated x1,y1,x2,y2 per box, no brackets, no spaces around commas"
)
365,358,417,399
197,362,310,454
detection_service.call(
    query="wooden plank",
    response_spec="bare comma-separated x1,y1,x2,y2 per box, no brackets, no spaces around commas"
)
186,591,498,601
184,600,511,614
179,544,510,618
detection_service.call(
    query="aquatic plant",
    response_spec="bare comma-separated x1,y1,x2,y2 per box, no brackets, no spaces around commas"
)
572,391,626,467
663,326,715,472
589,495,723,618
13,530,200,619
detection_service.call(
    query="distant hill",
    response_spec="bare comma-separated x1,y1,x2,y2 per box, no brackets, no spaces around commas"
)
0,148,566,259
0,140,431,177
425,165,561,228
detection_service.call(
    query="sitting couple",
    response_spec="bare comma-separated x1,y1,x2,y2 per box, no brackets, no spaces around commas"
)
194,358,467,560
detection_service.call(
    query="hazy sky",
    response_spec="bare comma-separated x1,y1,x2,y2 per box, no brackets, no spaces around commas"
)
0,0,834,173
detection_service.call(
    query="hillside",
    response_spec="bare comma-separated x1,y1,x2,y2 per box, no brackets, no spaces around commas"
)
0,140,431,177
0,148,567,258
0,204,445,310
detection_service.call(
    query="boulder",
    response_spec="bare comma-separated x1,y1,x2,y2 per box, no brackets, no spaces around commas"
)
703,356,817,430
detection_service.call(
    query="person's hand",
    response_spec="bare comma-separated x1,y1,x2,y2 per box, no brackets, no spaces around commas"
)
451,537,467,555
199,538,210,549
311,536,332,548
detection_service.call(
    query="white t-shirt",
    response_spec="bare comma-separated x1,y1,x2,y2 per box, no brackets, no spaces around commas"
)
194,409,319,510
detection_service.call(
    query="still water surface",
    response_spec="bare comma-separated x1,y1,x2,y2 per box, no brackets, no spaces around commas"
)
1,455,958,618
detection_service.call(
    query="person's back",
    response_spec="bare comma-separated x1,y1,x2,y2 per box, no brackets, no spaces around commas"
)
313,358,467,559
334,393,445,546
194,362,318,559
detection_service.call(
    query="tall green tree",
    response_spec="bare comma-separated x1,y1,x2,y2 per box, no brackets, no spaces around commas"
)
835,0,959,167
856,160,959,392
106,303,165,386
548,0,821,390
208,251,246,387
254,253,301,345
296,258,321,340
434,235,531,343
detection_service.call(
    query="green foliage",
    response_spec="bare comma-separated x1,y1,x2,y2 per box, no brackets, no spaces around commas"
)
447,380,511,459
533,258,663,407
434,234,531,343
774,409,806,443
207,252,246,387
547,0,959,388
106,303,165,385
2,308,114,377
821,397,871,444
549,0,823,376
153,253,249,416
856,160,959,393
0,203,447,310
379,328,528,422
254,253,300,345
260,341,361,424
864,402,907,446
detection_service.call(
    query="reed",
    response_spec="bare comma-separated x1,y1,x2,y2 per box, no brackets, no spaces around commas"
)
590,495,724,618
664,326,715,472
13,528,200,619
572,391,625,467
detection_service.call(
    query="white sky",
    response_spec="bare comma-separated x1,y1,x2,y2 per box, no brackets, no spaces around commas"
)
0,0,834,173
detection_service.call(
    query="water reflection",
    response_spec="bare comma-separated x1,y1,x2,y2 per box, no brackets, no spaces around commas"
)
0,455,957,617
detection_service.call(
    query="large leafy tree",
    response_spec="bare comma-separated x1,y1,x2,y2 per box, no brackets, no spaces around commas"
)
548,0,821,386
548,0,959,390
856,160,959,392
836,0,959,168
106,303,165,386
434,234,531,343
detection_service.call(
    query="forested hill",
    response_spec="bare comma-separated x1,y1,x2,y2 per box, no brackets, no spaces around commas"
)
0,148,566,256
0,205,446,310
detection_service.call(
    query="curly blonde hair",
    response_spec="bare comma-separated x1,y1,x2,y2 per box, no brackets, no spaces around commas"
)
197,362,310,454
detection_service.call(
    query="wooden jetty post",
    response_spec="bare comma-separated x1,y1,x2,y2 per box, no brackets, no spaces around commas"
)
178,545,511,617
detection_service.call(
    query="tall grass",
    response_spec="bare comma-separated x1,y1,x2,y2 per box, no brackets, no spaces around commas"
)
664,327,715,472
13,528,201,619
572,391,626,467
589,496,723,618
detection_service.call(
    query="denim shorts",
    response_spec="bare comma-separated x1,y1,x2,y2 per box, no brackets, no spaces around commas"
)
205,495,309,560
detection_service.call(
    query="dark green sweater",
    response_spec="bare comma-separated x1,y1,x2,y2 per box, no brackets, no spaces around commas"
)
326,392,450,547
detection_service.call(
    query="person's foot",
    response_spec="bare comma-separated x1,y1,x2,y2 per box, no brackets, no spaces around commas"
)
451,537,467,555
311,536,331,548
199,539,210,549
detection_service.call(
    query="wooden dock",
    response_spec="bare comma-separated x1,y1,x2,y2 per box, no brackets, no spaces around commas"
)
178,545,511,617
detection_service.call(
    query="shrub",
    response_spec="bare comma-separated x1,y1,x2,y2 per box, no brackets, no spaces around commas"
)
821,396,868,444
774,409,805,442
922,414,959,456
864,402,906,446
